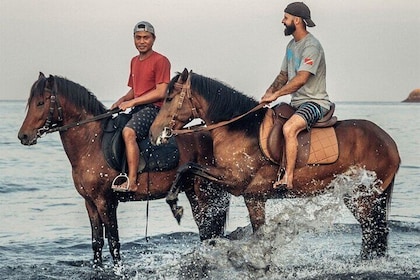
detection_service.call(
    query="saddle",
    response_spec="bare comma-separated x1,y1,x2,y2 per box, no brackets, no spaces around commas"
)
102,113,179,173
259,102,339,168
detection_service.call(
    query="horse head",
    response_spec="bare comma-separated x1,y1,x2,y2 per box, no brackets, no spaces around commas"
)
150,68,198,145
18,72,62,145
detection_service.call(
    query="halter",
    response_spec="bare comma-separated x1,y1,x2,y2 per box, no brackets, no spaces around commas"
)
36,78,120,138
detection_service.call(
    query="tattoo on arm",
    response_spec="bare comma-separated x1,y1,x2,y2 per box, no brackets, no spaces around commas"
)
270,71,288,91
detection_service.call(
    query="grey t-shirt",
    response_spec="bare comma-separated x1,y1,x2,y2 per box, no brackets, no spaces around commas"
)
281,33,330,110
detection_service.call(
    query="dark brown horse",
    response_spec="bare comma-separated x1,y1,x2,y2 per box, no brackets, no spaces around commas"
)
18,73,230,268
150,69,401,259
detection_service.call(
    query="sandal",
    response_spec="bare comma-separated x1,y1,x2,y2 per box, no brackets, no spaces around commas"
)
273,172,293,190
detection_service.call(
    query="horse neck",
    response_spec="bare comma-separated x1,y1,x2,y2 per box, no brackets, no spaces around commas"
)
57,100,104,165
192,87,258,125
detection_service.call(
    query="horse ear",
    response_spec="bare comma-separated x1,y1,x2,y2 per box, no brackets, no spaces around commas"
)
180,68,189,83
45,75,54,89
39,72,46,80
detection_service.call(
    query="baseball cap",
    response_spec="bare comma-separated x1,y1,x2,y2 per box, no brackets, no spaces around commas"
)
133,21,155,35
284,2,316,27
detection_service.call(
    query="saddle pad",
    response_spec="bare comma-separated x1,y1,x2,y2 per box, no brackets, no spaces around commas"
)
307,127,339,165
259,108,339,166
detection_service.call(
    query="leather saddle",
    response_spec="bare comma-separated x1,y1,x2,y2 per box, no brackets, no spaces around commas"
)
102,113,179,173
259,102,339,168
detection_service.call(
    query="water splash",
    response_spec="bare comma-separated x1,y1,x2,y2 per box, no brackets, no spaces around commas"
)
175,166,395,279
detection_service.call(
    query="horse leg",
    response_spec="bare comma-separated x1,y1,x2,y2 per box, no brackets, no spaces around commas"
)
95,198,121,266
185,180,230,240
364,179,394,259
244,195,267,232
198,182,230,240
101,201,121,266
85,200,105,267
166,162,224,224
344,179,394,259
166,167,187,224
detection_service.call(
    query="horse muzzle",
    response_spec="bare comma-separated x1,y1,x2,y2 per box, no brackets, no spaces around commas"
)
18,130,38,146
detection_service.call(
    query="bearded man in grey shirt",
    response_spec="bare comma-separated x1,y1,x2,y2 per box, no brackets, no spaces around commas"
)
260,2,332,190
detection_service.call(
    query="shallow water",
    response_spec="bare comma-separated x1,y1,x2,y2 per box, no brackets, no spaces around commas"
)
1,101,419,279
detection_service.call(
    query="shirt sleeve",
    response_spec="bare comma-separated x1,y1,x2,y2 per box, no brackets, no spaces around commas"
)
127,56,137,88
298,45,321,75
154,56,171,84
280,49,288,72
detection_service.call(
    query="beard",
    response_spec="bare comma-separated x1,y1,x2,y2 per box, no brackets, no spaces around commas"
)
284,22,296,36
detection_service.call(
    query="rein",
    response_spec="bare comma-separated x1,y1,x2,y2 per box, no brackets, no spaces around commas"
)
37,82,121,138
165,72,267,136
173,103,266,135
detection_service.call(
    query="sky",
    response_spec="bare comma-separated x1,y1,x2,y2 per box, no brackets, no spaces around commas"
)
1,0,419,102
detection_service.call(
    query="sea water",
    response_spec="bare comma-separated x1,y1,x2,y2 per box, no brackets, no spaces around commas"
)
0,101,419,279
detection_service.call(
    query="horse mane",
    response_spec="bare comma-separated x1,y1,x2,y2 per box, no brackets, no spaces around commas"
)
31,75,107,116
54,76,108,115
169,72,265,134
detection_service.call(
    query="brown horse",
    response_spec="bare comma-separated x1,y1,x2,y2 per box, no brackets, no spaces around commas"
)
18,73,230,268
150,69,401,259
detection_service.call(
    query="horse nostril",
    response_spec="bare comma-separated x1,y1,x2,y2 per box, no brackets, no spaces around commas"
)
18,133,25,141
18,133,31,145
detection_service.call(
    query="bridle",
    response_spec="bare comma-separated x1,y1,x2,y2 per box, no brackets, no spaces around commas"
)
35,78,120,138
162,71,201,138
36,81,64,138
161,71,266,139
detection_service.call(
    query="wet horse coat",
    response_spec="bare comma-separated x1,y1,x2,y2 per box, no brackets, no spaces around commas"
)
18,73,230,267
150,69,400,259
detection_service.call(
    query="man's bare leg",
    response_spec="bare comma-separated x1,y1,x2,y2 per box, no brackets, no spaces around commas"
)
115,127,139,192
274,114,307,189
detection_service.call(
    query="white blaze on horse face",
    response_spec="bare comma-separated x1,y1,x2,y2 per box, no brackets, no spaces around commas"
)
156,127,172,145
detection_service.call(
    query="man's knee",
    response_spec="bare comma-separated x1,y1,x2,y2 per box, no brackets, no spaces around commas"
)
122,127,136,141
282,115,306,138
282,121,294,138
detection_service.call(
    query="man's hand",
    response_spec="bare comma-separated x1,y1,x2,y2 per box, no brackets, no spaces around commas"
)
260,90,278,104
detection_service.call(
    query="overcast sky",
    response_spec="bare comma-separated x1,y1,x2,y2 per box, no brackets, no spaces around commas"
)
1,0,419,102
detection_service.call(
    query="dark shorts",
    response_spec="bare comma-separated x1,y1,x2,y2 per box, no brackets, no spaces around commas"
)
295,102,327,130
125,104,160,141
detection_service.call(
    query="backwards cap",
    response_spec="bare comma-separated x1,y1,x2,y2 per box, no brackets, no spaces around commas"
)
133,21,155,35
284,2,316,27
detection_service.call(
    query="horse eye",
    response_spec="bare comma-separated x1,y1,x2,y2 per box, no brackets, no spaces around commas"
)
37,101,45,106
166,97,173,102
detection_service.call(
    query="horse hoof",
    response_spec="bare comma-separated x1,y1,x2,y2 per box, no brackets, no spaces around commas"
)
113,260,124,276
175,206,184,224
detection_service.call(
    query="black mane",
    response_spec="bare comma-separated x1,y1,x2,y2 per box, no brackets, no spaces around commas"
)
169,72,266,134
31,76,107,116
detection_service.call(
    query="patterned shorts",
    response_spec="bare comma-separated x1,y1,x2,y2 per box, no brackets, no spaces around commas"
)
295,102,327,130
125,104,160,141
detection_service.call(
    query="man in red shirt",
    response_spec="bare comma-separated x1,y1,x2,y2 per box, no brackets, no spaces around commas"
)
111,21,171,192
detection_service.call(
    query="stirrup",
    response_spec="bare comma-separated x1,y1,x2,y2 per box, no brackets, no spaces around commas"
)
111,173,130,191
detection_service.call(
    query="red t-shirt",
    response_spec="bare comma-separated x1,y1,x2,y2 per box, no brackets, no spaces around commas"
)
127,51,171,107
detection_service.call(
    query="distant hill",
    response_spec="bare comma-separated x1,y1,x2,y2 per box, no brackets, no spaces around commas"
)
402,89,420,102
